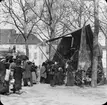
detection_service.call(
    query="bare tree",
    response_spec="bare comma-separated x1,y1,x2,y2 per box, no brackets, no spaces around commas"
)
25,0,66,60
61,0,94,30
27,0,95,60
62,0,102,87
91,0,100,87
1,0,39,57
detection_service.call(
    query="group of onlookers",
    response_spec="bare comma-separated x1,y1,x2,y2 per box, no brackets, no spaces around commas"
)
0,57,39,95
0,56,77,95
40,61,64,86
39,60,76,87
39,59,92,87
0,56,94,95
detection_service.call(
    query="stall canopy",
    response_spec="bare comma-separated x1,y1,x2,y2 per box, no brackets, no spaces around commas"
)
47,24,93,69
45,24,104,84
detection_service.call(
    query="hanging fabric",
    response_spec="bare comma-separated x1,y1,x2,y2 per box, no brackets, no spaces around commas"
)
78,24,91,71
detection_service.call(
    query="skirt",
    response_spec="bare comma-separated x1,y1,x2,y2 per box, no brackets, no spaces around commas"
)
32,72,36,83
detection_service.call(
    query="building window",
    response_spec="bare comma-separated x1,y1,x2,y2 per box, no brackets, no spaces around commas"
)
34,52,37,59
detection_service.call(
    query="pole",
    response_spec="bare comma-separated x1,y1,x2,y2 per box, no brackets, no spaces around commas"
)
106,38,107,80
39,46,49,60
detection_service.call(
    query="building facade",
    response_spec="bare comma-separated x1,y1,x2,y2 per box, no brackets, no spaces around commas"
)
0,29,48,66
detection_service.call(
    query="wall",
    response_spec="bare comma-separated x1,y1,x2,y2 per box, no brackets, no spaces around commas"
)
16,44,48,66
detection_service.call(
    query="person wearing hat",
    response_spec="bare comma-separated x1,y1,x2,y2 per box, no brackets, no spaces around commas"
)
40,62,47,83
12,59,24,93
65,60,75,86
0,60,9,95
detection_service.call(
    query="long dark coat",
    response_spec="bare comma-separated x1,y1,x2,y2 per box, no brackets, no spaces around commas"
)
13,66,24,91
0,62,6,82
66,65,75,86
23,62,32,79
0,62,9,94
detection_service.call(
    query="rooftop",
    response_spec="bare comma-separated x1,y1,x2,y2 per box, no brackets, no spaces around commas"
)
0,29,42,45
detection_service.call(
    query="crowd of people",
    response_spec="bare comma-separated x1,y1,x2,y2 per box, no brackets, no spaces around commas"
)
40,61,66,86
0,56,40,95
39,60,81,87
0,55,93,95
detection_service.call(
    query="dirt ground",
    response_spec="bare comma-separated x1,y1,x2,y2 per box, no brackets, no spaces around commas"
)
0,84,107,105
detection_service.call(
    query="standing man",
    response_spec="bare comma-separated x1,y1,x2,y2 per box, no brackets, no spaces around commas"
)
12,59,24,93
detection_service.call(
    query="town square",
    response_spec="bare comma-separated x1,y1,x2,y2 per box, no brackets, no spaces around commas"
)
0,0,107,105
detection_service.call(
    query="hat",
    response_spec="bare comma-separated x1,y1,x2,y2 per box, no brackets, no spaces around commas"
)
1,58,6,62
67,60,72,65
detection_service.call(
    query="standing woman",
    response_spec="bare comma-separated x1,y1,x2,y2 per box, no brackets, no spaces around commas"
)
66,60,75,86
23,60,33,86
0,59,9,94
31,63,37,84
40,62,47,83
12,59,24,93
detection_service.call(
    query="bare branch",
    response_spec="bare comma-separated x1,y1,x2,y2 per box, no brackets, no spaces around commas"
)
25,0,49,25
27,19,40,38
3,1,24,27
99,25,107,39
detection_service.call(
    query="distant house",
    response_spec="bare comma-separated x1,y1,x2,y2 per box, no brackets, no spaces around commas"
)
0,29,48,66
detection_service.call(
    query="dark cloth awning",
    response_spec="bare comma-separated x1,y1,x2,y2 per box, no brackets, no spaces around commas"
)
46,33,72,42
51,24,93,68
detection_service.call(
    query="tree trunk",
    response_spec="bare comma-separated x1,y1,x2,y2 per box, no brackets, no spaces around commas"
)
91,0,99,87
25,41,29,58
91,56,98,87
23,21,29,58
105,33,107,82
49,29,54,60
49,21,55,60
49,42,52,60
45,0,56,61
